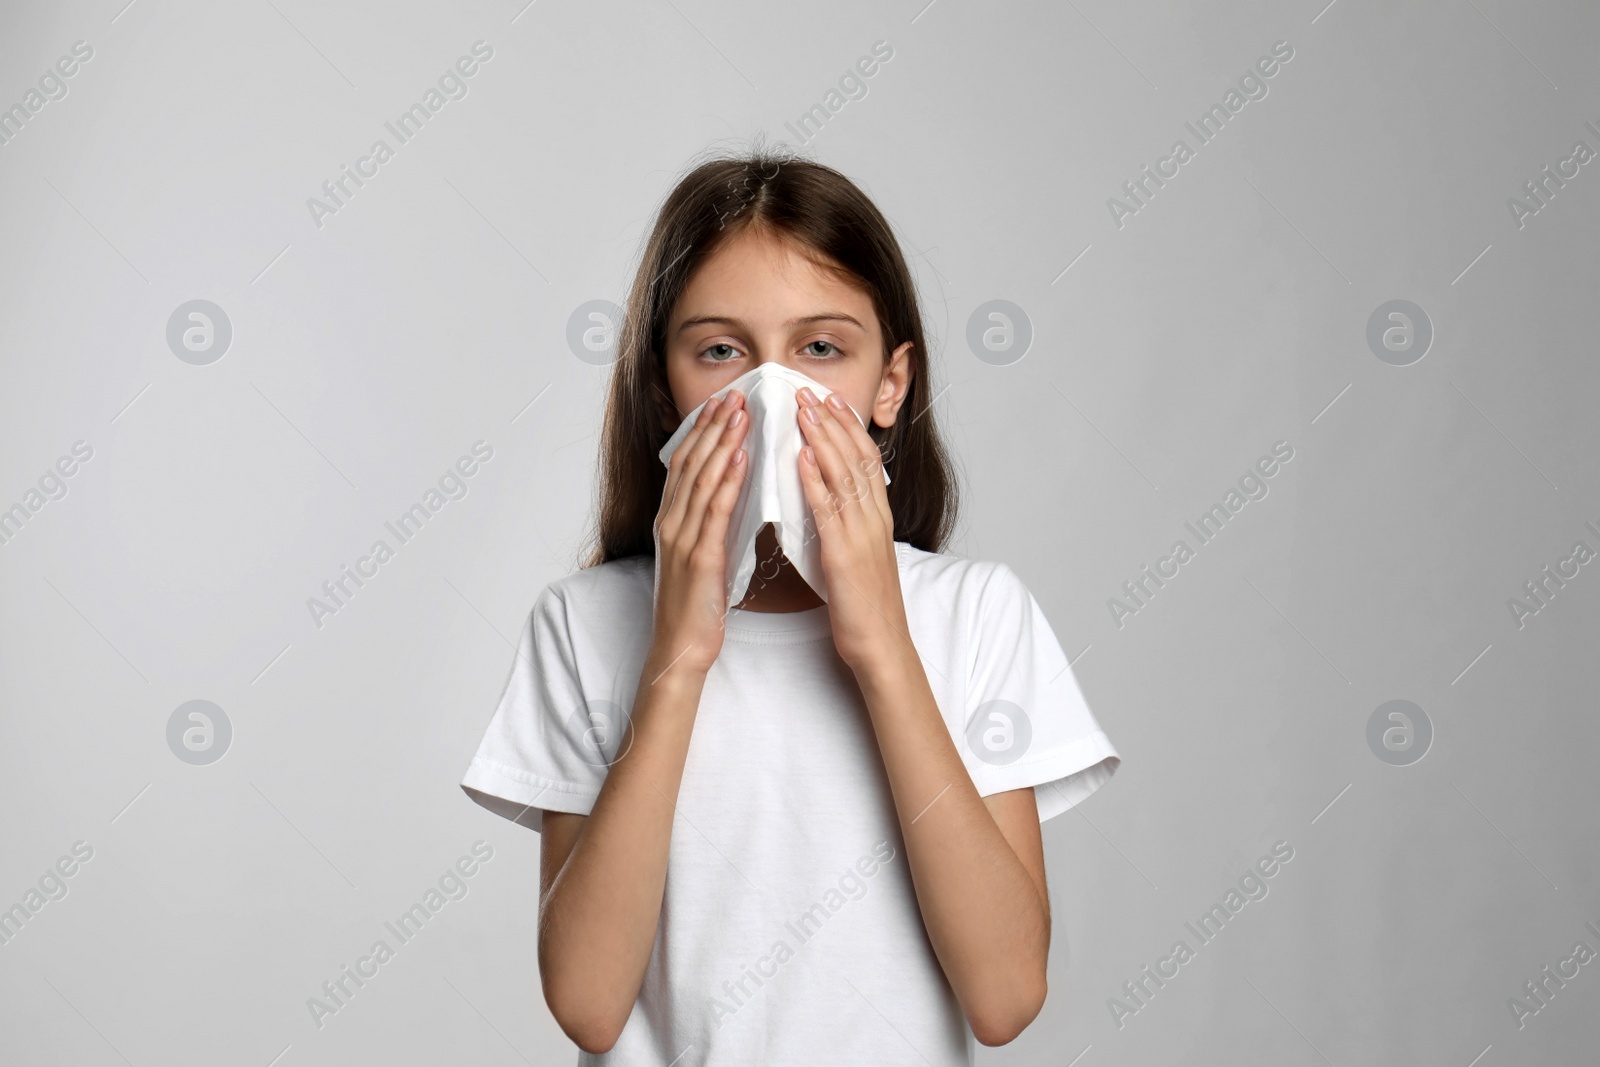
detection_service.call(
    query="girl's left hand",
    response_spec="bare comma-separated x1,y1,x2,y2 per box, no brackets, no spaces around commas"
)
795,386,910,673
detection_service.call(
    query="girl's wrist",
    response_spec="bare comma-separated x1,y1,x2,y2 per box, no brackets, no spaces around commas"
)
846,634,921,695
641,640,712,689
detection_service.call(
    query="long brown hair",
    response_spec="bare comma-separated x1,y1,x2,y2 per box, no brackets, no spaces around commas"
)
580,141,960,569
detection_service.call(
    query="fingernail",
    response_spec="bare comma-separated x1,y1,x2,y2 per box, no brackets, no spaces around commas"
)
798,387,815,405
825,392,844,410
804,405,820,424
730,409,744,426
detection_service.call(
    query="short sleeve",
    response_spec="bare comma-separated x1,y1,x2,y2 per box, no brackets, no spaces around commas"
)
460,585,614,833
961,562,1121,823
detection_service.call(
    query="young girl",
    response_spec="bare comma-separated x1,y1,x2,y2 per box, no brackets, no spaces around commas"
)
461,147,1121,1065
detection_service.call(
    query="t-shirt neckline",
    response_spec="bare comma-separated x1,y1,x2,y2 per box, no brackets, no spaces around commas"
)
723,602,832,640
720,543,908,642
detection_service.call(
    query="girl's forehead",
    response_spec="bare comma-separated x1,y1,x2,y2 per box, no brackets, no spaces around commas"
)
674,232,873,325
704,230,836,283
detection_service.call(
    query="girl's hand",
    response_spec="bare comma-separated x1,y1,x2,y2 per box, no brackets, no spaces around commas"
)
795,386,909,672
651,389,750,677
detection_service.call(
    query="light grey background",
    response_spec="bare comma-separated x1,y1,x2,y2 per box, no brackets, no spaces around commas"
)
2,0,1597,1064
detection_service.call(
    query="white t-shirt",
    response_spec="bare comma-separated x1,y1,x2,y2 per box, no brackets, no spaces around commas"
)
460,540,1121,1066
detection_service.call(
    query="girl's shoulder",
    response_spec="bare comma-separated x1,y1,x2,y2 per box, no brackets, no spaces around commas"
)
896,539,1023,592
529,553,654,625
895,540,1034,618
552,552,654,592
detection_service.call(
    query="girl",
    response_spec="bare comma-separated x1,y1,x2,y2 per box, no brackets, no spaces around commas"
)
461,146,1121,1065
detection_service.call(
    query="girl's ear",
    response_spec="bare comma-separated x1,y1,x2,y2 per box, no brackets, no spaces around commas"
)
872,341,915,428
652,368,684,434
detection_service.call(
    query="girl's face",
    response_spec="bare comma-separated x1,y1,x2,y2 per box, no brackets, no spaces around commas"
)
660,226,913,434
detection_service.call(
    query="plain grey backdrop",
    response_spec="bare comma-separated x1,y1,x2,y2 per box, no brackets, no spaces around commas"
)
2,0,1597,1064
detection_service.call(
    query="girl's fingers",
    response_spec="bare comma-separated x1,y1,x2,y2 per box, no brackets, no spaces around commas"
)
797,438,838,531
698,441,750,581
663,391,743,534
797,389,874,523
831,395,893,527
678,401,749,550
797,407,849,534
827,392,886,487
661,396,719,523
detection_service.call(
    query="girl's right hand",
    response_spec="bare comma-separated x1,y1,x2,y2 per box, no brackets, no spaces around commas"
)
650,388,750,677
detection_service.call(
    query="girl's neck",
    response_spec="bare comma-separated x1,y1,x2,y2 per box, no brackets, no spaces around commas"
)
733,524,825,613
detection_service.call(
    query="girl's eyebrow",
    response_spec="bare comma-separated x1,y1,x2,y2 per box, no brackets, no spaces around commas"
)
674,312,865,334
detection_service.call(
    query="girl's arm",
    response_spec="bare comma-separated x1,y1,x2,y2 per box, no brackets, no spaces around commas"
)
536,659,708,1052
853,655,1052,1046
537,389,751,1054
792,385,1051,1045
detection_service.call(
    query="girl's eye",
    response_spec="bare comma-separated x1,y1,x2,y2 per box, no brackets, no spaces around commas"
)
703,343,739,362
804,340,839,358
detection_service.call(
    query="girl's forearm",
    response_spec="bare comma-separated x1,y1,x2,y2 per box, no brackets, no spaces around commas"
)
538,650,706,1049
852,645,1051,1044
